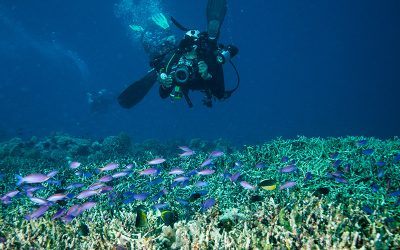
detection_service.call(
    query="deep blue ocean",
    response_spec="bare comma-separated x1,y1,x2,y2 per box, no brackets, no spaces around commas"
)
1,0,399,144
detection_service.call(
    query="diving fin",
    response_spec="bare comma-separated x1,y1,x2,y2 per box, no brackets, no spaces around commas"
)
118,69,158,109
206,0,227,39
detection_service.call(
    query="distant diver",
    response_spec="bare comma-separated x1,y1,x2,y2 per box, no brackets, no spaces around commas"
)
87,89,114,114
118,0,239,108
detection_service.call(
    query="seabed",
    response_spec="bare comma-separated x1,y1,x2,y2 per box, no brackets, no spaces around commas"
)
0,134,399,249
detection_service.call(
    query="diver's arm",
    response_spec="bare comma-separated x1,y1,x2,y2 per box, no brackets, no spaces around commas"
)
198,61,212,80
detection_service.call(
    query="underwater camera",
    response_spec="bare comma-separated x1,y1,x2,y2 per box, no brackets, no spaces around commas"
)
216,45,239,64
170,61,196,84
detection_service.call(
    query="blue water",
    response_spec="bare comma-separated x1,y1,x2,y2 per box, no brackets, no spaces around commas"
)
0,0,399,144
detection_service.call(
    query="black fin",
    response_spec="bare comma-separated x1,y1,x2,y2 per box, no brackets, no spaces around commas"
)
206,0,227,39
118,70,158,109
170,16,189,32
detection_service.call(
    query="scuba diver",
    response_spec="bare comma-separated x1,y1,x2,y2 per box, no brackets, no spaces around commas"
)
118,0,239,109
87,89,115,114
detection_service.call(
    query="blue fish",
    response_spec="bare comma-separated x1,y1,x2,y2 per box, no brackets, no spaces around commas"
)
281,156,289,163
123,197,135,204
151,189,167,202
371,183,379,192
197,190,209,196
362,149,374,155
344,164,351,173
133,193,149,201
330,152,339,160
255,162,266,169
377,168,384,178
376,161,385,167
202,198,216,211
304,172,313,181
335,177,348,184
361,205,373,215
149,177,163,186
186,170,198,177
394,153,400,163
332,160,342,168
176,198,189,206
153,203,169,210
388,190,400,197
357,139,368,146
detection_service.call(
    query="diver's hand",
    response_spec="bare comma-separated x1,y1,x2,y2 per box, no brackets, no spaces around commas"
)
198,61,212,80
159,73,173,88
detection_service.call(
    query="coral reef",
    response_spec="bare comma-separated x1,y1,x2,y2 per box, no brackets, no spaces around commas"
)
0,135,399,249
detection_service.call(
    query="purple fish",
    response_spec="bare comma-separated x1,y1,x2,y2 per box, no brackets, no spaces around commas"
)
79,201,96,213
169,168,185,175
344,164,351,173
47,170,59,178
179,146,192,152
99,175,113,183
202,198,216,211
195,181,208,187
179,150,195,157
139,168,159,176
3,190,19,198
100,186,113,193
229,172,241,182
69,161,81,169
331,171,343,178
66,204,81,217
133,192,149,201
332,160,342,168
200,158,213,167
148,158,166,165
76,190,99,199
362,149,374,155
210,151,224,158
174,176,190,182
240,181,256,190
64,182,80,193
112,171,131,178
197,169,215,176
25,205,50,220
279,165,298,173
335,177,348,184
89,182,105,191
255,162,266,169
279,181,296,190
29,197,50,205
52,208,66,220
99,163,119,172
125,163,134,169
16,174,51,186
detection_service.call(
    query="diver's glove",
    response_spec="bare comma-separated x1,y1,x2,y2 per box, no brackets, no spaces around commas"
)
198,61,212,80
151,13,170,30
158,73,173,88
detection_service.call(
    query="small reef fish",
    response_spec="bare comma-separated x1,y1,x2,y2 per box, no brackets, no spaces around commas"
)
112,171,131,178
304,172,313,181
281,156,289,162
78,201,96,213
99,163,119,172
98,175,113,183
25,205,50,220
179,150,195,157
209,151,224,158
148,158,166,165
202,198,216,211
76,190,100,199
174,176,190,182
376,161,385,167
52,208,66,220
362,149,374,155
240,181,256,190
194,181,208,187
169,168,185,175
371,183,379,192
69,161,81,169
255,162,266,169
66,183,84,190
139,168,159,176
377,168,384,178
29,197,50,206
279,181,296,190
388,190,400,197
47,193,68,202
335,177,348,184
16,174,51,185
88,182,105,191
197,169,215,176
356,139,368,146
279,165,298,173
229,172,241,182
200,158,213,167
133,193,149,201
148,177,163,186
178,146,192,152
47,171,59,178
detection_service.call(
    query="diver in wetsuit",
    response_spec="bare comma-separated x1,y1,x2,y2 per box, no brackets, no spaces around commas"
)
118,0,239,108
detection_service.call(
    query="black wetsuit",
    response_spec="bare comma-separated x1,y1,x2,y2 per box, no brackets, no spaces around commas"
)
156,40,226,105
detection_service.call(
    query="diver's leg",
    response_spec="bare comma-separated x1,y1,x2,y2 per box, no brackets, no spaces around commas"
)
207,0,227,39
